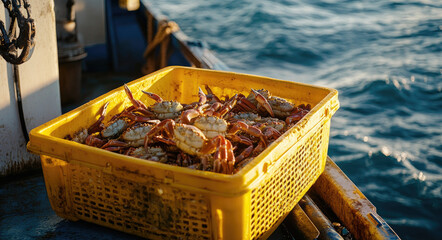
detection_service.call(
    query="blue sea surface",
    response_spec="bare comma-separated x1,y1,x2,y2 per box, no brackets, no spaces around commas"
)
149,0,442,239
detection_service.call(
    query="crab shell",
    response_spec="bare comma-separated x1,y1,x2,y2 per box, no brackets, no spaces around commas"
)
150,101,183,120
173,124,208,156
121,123,154,147
193,116,228,139
246,89,295,118
101,119,129,138
268,96,295,118
233,112,261,121
72,128,88,143
128,146,168,162
258,117,286,132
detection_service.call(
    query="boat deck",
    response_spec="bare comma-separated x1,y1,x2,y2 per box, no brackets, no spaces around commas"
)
0,173,294,240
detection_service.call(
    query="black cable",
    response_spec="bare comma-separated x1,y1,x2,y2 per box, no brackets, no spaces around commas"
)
13,63,29,143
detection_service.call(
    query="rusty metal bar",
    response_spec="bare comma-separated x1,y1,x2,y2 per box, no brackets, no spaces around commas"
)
309,157,401,240
299,195,344,240
284,204,320,240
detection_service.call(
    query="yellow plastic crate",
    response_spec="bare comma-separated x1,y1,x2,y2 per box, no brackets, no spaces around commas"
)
28,66,339,240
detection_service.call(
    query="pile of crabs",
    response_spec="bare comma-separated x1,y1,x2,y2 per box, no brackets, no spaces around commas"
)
66,85,311,174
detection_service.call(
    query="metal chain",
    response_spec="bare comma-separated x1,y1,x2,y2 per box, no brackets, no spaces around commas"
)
0,0,35,64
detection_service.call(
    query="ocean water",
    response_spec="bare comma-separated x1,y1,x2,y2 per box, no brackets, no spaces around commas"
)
149,0,442,239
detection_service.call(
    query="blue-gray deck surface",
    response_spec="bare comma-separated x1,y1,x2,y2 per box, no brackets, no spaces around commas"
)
0,173,293,239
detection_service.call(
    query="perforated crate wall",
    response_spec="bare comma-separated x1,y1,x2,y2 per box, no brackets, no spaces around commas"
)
68,163,211,240
250,120,330,239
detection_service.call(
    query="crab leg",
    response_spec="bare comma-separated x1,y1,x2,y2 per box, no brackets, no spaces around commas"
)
236,145,253,163
203,102,222,116
101,139,129,152
153,135,176,146
216,94,238,118
131,108,156,117
227,121,267,147
251,89,275,117
263,126,282,140
286,108,309,125
200,135,235,174
85,134,106,148
227,134,253,146
120,111,152,122
225,139,235,173
236,94,258,112
145,119,174,147
252,141,267,156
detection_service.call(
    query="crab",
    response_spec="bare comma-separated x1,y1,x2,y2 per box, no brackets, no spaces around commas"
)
123,84,184,120
240,88,311,125
245,89,295,118
141,90,183,120
120,120,160,147
180,94,237,139
145,119,236,174
69,102,109,144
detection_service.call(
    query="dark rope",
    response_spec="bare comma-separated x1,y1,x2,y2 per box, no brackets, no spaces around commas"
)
13,63,29,142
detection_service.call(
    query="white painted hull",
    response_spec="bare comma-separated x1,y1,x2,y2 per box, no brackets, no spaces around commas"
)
0,0,61,176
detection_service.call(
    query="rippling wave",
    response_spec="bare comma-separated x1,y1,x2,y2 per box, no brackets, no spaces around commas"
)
149,0,442,238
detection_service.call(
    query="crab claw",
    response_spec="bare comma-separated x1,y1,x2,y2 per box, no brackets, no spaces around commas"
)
142,90,163,103
124,84,147,110
205,85,222,103
88,102,109,133
181,109,202,124
251,89,275,117
198,87,207,106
